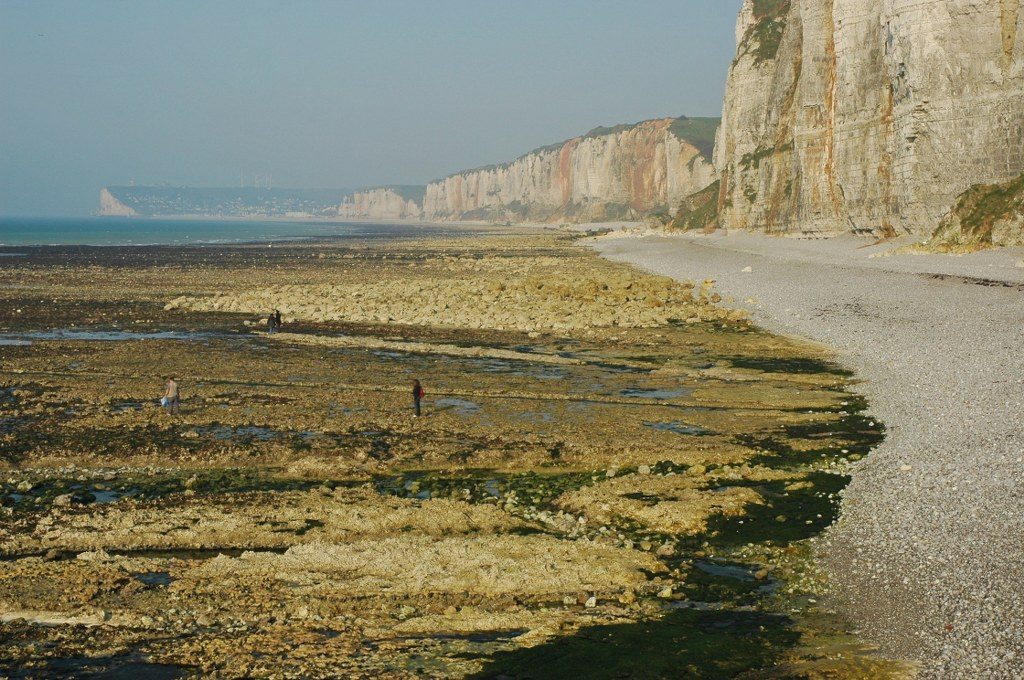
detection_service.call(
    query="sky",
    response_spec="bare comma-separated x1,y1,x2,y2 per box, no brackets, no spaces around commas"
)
0,0,743,217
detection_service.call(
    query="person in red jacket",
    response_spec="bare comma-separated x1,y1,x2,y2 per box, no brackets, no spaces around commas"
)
412,379,425,418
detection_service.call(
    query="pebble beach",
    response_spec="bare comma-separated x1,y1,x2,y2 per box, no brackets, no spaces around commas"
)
594,231,1024,678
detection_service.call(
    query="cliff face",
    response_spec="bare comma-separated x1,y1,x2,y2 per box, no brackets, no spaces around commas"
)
99,188,138,217
338,186,425,220
423,117,718,223
715,0,1024,237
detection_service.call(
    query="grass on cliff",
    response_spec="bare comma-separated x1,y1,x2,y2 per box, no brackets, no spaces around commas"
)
583,122,644,140
737,0,791,65
669,180,721,232
668,117,720,160
583,116,719,160
927,171,1024,250
739,141,794,171
437,116,721,182
381,185,427,202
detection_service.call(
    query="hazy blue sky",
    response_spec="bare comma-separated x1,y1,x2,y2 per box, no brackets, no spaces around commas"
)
1,0,743,216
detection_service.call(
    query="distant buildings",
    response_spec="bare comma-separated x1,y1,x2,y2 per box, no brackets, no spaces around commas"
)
99,186,347,217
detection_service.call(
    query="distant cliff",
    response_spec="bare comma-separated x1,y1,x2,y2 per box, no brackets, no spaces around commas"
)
712,0,1024,241
423,117,719,223
99,188,138,217
98,186,347,217
338,186,425,220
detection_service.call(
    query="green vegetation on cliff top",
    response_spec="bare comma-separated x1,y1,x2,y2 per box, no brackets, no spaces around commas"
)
752,0,790,18
439,116,720,181
738,0,791,65
356,185,427,203
668,117,720,159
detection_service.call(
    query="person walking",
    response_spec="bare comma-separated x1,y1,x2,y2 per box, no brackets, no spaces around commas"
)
412,379,425,418
267,311,278,334
274,309,283,330
163,376,180,415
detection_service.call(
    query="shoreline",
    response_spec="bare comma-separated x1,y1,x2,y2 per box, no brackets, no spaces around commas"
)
590,230,1024,678
0,216,520,249
92,214,492,226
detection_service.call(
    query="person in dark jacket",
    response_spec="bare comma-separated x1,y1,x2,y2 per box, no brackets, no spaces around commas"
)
412,379,425,418
274,309,282,329
267,311,278,334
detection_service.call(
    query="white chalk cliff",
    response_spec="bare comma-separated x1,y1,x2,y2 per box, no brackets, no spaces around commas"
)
422,117,719,223
714,0,1024,240
98,188,138,217
338,186,425,220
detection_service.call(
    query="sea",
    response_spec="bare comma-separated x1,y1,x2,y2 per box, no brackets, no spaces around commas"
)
0,217,440,247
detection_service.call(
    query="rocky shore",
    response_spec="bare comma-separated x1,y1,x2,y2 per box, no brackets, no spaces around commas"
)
0,230,910,677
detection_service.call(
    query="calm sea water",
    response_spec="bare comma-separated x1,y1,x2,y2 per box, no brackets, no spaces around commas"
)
0,217,430,246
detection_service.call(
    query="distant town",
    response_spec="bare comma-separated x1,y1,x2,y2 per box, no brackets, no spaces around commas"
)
100,185,349,218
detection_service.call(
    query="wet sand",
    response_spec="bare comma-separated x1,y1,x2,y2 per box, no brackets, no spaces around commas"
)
0,231,909,677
